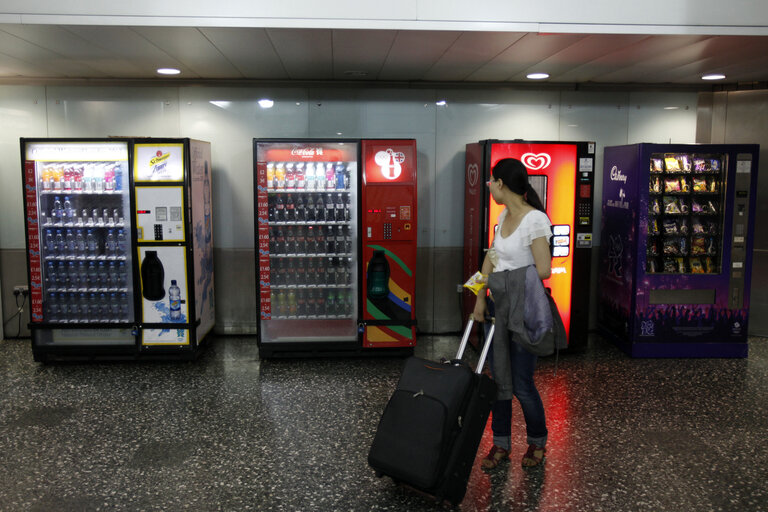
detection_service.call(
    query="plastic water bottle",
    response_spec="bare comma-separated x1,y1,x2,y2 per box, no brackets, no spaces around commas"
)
119,292,128,320
108,261,118,288
47,292,59,322
169,280,181,320
109,293,120,321
86,230,97,258
46,261,56,289
67,261,77,288
55,230,65,256
98,293,108,321
118,261,127,288
75,229,86,258
57,261,68,289
45,229,56,255
63,196,75,223
89,293,99,321
78,292,89,322
65,229,75,257
53,196,63,221
105,230,116,258
116,229,127,255
87,261,98,288
97,261,108,288
77,261,87,290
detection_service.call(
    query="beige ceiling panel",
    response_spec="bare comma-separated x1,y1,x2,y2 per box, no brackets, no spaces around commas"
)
331,29,397,80
266,28,333,80
199,27,287,79
378,30,461,81
422,31,526,81
467,33,587,82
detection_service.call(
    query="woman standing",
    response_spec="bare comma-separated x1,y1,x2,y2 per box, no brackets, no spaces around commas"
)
472,158,552,469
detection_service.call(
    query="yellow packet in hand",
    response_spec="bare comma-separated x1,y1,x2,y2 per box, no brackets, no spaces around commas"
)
463,271,487,295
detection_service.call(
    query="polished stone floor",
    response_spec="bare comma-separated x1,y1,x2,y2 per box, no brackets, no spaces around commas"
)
1,333,767,511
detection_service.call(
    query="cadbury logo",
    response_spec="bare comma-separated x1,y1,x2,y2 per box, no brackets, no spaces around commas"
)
610,166,627,183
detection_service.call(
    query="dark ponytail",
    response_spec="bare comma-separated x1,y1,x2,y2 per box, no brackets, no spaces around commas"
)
492,158,546,213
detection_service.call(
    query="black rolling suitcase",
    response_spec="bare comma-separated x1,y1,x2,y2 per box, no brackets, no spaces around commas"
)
368,318,497,505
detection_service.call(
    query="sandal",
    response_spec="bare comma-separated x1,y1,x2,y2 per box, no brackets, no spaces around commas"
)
480,445,509,469
521,444,546,467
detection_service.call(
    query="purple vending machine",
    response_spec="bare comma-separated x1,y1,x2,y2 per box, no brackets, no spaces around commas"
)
598,143,759,357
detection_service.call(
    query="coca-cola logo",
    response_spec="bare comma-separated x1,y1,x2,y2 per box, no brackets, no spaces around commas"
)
290,147,324,158
467,164,479,187
374,149,405,180
521,153,551,171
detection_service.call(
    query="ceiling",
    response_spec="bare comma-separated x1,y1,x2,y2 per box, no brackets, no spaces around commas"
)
1,24,767,87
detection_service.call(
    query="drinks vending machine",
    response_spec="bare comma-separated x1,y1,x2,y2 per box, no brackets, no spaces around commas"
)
253,139,417,357
20,138,215,362
463,140,596,351
598,143,759,357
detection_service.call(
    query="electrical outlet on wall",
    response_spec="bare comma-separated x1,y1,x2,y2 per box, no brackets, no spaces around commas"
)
13,285,28,296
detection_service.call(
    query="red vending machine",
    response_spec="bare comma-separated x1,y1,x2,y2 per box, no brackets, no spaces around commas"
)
253,139,417,357
463,140,595,351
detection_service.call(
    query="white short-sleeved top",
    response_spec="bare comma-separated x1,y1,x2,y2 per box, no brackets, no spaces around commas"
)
492,208,552,272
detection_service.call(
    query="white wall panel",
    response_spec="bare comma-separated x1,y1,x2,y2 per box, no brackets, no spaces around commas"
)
179,87,310,249
560,90,630,246
46,86,180,137
627,91,698,144
0,85,48,249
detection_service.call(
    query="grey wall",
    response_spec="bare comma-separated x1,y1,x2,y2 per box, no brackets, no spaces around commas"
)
697,90,768,336
0,84,701,337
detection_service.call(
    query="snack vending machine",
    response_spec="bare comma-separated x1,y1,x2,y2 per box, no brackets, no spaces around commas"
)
463,140,596,351
254,139,417,357
21,138,215,362
598,143,759,357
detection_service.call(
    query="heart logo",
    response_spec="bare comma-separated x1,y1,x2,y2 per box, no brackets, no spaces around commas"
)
467,164,479,187
521,153,551,171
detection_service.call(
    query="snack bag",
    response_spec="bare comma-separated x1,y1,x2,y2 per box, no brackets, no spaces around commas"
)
663,219,678,234
664,196,681,214
691,236,707,255
664,156,681,172
663,238,680,255
676,257,686,273
690,258,704,273
693,177,707,192
650,177,662,193
651,159,664,173
651,198,661,214
693,158,707,173
664,178,681,193
663,258,677,273
463,271,487,296
692,217,705,234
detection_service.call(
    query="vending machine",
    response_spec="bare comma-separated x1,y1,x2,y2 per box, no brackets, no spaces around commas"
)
253,138,417,357
463,140,596,351
20,138,215,362
598,143,759,358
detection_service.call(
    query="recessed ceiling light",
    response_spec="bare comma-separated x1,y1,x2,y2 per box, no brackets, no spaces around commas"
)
663,106,680,110
702,74,726,80
157,68,181,75
527,73,550,80
258,98,274,109
435,100,447,106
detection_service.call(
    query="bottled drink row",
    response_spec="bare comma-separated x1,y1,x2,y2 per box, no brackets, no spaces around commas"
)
269,288,354,319
269,256,354,287
44,228,127,259
266,161,351,191
41,196,124,227
39,162,124,193
45,259,129,291
45,291,131,323
269,226,353,255
269,192,351,223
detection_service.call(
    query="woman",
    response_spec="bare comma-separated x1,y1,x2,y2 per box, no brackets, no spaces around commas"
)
472,158,552,469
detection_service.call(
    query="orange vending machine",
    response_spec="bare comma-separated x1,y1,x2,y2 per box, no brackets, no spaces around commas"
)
463,140,595,351
254,138,417,357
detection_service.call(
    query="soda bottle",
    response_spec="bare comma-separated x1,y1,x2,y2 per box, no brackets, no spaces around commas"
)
285,194,295,222
315,194,325,221
275,162,286,189
335,257,345,285
42,167,53,191
270,258,280,285
315,227,325,256
306,289,316,316
295,226,306,254
268,196,276,222
326,290,336,316
53,166,63,191
336,226,345,254
86,229,97,258
306,258,316,286
277,258,288,286
93,165,104,193
334,193,344,221
325,193,335,221
104,165,115,192
73,166,84,193
277,291,288,317
306,226,316,254
296,289,307,316
285,162,296,189
316,257,326,285
275,194,285,222
285,259,296,285
63,167,73,192
83,164,93,193
114,165,123,192
325,163,335,191
295,162,306,190
306,194,315,221
315,289,326,316
344,226,353,254
295,194,305,222
288,290,297,317
286,226,296,254
266,162,275,190
275,228,285,254
295,255,306,284
344,195,351,221
326,257,336,285
325,226,335,253
335,162,346,190
169,280,181,320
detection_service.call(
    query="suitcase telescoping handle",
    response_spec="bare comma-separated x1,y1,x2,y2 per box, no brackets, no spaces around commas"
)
455,317,495,375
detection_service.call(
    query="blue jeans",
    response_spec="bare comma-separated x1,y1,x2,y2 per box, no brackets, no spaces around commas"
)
484,321,548,449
